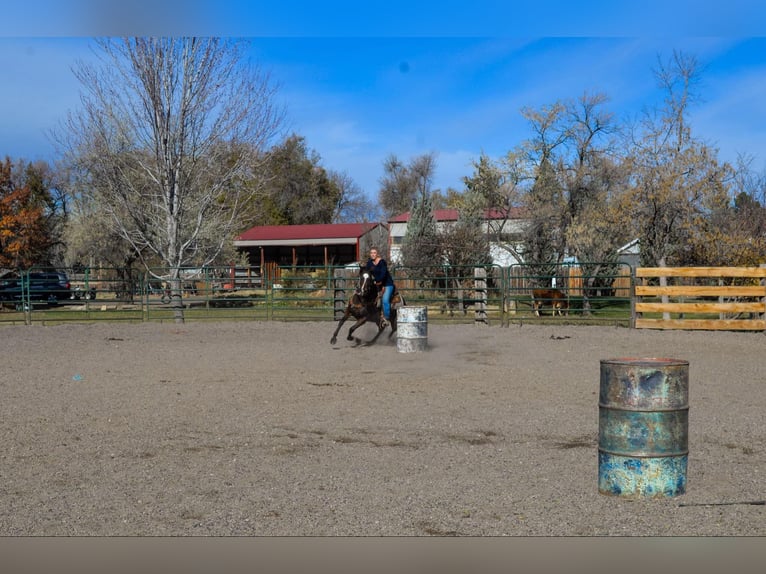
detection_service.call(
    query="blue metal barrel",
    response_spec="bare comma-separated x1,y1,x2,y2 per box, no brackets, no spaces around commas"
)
396,306,428,353
598,358,689,498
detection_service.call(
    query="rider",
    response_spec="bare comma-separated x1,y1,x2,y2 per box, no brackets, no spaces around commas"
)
364,247,394,328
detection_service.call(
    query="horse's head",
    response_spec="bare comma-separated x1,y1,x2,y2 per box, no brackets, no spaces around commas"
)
357,266,378,302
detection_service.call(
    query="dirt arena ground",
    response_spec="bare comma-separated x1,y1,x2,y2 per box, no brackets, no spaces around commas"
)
0,320,764,536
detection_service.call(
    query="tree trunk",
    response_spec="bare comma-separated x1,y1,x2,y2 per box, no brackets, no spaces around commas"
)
169,272,185,324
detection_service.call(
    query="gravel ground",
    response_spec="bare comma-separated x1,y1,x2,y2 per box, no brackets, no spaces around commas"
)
0,320,764,536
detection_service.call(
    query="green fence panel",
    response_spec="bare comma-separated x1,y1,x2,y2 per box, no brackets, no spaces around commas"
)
384,264,507,326
505,261,633,325
269,265,337,322
1,262,634,327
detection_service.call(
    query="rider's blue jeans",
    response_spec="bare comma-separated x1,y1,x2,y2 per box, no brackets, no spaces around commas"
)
381,285,393,320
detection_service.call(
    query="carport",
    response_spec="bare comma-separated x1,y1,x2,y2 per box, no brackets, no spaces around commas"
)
234,222,389,269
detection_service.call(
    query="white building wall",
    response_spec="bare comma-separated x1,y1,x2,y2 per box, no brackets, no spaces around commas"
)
388,217,528,267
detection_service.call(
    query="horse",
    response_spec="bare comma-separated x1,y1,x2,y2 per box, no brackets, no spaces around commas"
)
532,288,569,316
330,266,404,346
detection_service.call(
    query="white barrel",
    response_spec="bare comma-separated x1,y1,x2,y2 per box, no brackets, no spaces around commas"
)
397,306,428,353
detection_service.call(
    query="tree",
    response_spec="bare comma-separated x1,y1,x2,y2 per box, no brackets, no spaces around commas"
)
688,155,766,266
558,92,630,311
400,190,440,270
329,170,382,223
617,51,733,319
440,189,491,269
0,158,57,269
378,152,437,218
622,51,732,268
62,182,144,300
60,38,284,322
509,101,572,280
431,187,463,210
512,93,628,288
463,152,525,264
245,134,341,226
521,156,565,281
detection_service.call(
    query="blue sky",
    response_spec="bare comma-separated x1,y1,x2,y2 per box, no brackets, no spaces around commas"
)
2,2,766,201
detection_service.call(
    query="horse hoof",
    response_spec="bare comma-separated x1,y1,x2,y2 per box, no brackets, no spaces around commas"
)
330,338,337,345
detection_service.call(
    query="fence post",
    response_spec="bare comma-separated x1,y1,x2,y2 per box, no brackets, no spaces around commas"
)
22,269,31,326
761,264,766,335
142,271,148,322
501,266,508,327
630,266,637,329
474,267,488,326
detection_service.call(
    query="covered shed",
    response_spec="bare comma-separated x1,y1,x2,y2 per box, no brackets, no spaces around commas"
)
234,222,388,269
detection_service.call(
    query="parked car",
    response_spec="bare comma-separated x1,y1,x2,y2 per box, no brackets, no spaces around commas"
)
0,271,72,307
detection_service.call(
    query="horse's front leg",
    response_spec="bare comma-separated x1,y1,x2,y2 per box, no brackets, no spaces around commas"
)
330,311,350,345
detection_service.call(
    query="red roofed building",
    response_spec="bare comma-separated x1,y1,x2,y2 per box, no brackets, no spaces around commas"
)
234,222,388,268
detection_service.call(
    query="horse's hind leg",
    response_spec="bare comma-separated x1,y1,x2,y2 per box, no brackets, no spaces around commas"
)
347,317,368,342
365,318,386,345
388,314,397,339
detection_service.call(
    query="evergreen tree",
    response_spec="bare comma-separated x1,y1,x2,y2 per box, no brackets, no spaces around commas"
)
441,190,491,269
247,134,342,226
400,190,441,269
521,157,564,283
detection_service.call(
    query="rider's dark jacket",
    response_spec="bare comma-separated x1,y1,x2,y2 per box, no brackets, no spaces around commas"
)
364,258,394,288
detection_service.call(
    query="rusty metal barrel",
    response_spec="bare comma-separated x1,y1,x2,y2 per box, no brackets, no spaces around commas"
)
396,306,428,353
598,358,689,498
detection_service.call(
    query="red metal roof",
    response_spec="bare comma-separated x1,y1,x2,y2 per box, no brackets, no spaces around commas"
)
235,222,380,242
388,207,524,223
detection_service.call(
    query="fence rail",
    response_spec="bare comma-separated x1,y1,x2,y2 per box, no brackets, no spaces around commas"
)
633,266,766,331
0,262,634,327
4,263,764,332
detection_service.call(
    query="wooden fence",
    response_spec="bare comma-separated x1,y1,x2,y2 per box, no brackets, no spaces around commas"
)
633,266,766,331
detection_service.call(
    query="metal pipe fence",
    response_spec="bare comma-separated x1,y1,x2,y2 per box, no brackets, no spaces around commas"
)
0,262,635,326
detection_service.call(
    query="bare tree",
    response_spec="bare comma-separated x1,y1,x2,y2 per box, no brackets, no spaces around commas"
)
378,152,437,218
59,38,284,322
511,101,573,277
619,51,731,319
329,170,382,223
622,50,730,269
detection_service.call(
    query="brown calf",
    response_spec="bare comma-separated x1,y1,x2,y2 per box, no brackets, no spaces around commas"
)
532,288,569,316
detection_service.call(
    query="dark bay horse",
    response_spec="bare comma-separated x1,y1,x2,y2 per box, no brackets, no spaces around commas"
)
330,266,404,346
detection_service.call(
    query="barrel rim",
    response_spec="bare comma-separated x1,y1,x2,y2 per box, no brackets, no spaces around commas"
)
600,357,689,367
598,404,689,412
598,447,690,458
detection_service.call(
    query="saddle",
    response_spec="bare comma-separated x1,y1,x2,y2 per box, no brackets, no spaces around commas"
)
375,284,399,308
